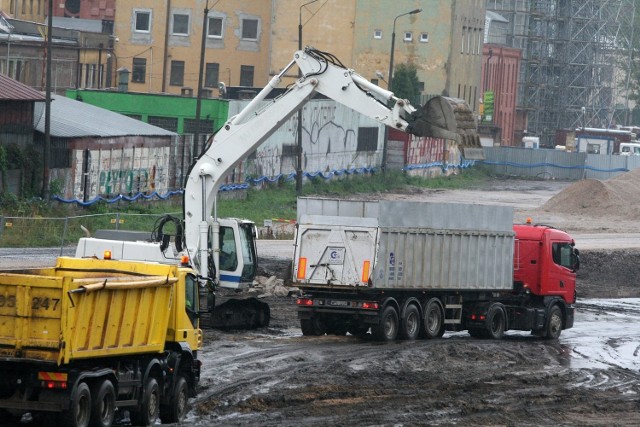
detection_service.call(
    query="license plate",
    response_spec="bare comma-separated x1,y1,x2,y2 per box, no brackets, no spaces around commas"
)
328,300,349,307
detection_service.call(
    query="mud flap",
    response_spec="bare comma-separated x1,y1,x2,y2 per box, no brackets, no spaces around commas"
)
408,96,484,160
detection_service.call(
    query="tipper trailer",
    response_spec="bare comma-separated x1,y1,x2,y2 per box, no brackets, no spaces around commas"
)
0,257,202,427
293,198,579,341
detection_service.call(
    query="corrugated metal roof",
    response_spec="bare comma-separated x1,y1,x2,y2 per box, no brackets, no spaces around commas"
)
0,74,46,101
33,95,177,138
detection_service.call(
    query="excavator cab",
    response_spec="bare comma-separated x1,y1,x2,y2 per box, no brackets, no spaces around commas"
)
216,218,258,289
409,96,485,160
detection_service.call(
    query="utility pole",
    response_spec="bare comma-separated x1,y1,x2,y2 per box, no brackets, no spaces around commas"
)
42,0,53,199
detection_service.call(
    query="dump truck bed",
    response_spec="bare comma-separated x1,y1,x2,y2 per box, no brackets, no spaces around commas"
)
294,198,515,291
0,257,178,365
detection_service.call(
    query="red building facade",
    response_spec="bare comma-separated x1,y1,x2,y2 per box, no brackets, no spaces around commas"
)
481,44,521,147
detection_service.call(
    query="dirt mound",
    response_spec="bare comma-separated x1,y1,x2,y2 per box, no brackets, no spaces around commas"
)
542,168,640,218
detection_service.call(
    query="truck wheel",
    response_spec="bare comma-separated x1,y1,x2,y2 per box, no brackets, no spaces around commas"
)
89,379,115,427
486,305,506,340
130,377,159,426
61,382,91,427
300,318,325,336
371,306,399,341
422,298,445,339
544,305,563,340
160,375,189,424
400,304,420,340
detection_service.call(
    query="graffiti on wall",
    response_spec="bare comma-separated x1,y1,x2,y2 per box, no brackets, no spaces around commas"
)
249,101,381,178
71,146,170,200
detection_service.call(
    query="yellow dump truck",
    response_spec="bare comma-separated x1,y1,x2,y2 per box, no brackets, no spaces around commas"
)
0,256,202,427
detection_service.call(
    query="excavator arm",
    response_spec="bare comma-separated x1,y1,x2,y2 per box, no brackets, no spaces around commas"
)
183,47,481,281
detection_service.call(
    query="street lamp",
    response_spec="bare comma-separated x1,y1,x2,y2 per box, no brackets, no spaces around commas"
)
387,8,422,92
194,1,213,156
382,8,421,174
296,0,319,195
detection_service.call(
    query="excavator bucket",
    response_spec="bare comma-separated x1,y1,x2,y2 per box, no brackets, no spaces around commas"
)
409,96,485,160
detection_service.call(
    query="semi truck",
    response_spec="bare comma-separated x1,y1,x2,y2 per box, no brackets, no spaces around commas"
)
293,198,579,341
0,256,202,427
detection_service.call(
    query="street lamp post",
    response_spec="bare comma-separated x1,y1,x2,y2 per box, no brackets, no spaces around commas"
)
296,0,318,195
387,8,422,92
194,1,211,156
382,8,421,173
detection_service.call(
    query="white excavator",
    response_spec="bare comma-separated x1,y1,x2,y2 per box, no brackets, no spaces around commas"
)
75,47,482,329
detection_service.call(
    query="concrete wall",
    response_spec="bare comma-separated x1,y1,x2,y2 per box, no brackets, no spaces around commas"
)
50,136,174,201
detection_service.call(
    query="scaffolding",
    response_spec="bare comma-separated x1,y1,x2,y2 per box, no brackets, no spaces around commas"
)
486,0,635,146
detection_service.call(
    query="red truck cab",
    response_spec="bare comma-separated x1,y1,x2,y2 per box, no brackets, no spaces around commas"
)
513,224,578,304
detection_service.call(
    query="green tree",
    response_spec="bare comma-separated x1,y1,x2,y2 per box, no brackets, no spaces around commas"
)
391,63,421,106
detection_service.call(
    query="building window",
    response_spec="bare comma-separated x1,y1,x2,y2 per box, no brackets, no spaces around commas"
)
148,116,179,132
172,13,189,36
420,32,429,43
170,61,185,86
208,16,223,38
134,10,151,33
373,29,382,39
205,63,219,87
132,58,146,83
403,32,413,42
241,18,258,40
357,127,379,151
240,65,254,86
371,78,379,86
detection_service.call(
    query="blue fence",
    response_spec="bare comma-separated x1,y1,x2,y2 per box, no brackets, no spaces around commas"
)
482,147,640,181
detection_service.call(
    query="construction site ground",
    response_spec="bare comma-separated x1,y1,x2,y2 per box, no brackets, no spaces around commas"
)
188,176,640,427
2,176,640,426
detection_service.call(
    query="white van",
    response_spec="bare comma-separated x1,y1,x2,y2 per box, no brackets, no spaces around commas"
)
618,142,640,156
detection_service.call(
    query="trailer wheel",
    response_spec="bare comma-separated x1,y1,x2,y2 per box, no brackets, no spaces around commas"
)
486,305,506,340
400,304,421,340
89,379,115,427
60,382,91,427
160,375,189,424
423,298,445,339
544,305,563,340
300,317,325,336
371,306,399,341
130,377,159,427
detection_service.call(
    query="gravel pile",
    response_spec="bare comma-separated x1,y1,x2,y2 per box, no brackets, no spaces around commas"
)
542,168,640,218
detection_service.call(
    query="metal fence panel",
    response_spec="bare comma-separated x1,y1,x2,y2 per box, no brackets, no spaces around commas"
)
483,147,640,181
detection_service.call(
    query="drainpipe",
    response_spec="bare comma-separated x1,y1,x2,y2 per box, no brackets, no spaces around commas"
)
161,0,171,92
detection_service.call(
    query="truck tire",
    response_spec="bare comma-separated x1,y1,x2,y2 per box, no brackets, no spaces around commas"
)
422,298,445,339
544,305,563,340
486,305,506,340
160,375,188,424
60,382,91,427
399,304,420,340
371,306,399,341
130,377,159,426
300,317,325,336
89,379,115,427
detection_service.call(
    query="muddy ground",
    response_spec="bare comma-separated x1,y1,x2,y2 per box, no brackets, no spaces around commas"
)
184,178,640,427
2,178,639,426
